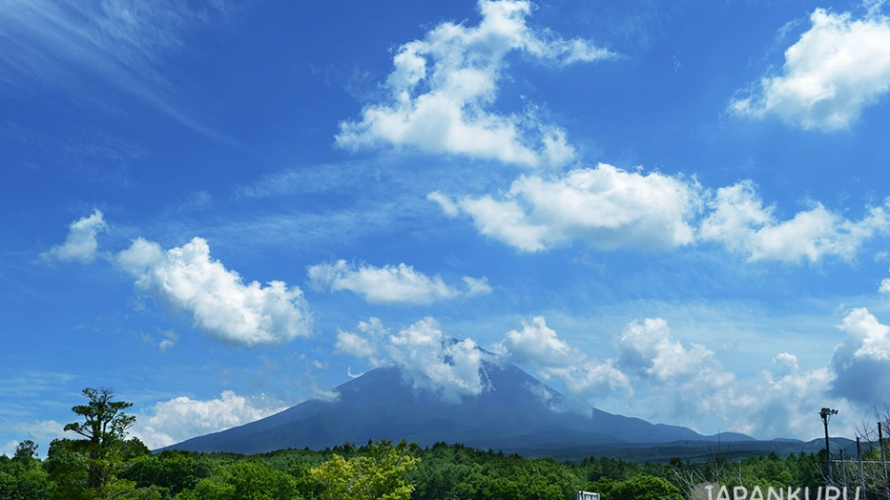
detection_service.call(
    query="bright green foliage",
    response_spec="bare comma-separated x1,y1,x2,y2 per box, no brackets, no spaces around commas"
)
311,440,420,500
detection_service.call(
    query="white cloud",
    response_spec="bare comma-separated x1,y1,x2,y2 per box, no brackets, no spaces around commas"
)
43,209,107,263
619,318,718,382
462,276,493,296
0,419,67,458
436,164,701,252
337,317,487,403
496,316,631,404
132,391,284,450
0,440,16,458
830,307,890,408
158,330,178,352
117,237,311,348
389,319,487,403
733,353,837,438
498,316,572,367
336,0,614,167
617,318,738,421
731,6,890,131
879,266,890,296
307,260,491,304
335,317,388,365
700,181,890,263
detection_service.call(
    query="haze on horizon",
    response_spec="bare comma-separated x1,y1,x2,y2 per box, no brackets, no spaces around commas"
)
2,0,890,456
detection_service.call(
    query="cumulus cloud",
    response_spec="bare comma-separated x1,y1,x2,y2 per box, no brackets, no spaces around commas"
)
730,6,890,131
337,317,488,402
433,164,702,252
336,0,614,167
131,391,284,450
734,353,836,438
496,316,631,404
830,307,890,405
619,318,719,382
618,318,737,419
700,181,890,263
307,260,491,304
117,237,311,348
43,209,107,263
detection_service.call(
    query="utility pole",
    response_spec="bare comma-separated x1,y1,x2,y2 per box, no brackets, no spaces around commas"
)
879,423,889,500
857,437,868,500
821,408,839,484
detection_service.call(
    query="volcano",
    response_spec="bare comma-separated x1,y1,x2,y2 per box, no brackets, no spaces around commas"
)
164,360,749,456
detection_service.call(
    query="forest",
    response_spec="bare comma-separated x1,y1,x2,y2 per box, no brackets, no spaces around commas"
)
0,388,885,500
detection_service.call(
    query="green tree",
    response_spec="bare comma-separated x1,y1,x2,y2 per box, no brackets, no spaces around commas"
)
311,440,419,500
594,474,683,500
62,387,144,497
13,440,39,462
0,441,55,500
176,459,298,500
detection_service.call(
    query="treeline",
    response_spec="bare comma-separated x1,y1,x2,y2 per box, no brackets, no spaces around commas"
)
1,438,830,500
0,388,844,499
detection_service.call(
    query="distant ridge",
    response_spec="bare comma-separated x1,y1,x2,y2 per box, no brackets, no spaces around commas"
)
164,360,773,458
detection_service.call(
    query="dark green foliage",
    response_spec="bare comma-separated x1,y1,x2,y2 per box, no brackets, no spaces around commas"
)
0,435,849,500
176,459,300,500
63,387,141,492
122,451,214,495
592,474,683,500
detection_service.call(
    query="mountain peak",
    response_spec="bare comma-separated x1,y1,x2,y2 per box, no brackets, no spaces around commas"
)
166,360,713,456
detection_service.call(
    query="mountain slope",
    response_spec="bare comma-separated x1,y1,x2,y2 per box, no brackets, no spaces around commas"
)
166,361,720,455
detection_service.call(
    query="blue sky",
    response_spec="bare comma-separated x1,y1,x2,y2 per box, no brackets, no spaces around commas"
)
3,0,890,455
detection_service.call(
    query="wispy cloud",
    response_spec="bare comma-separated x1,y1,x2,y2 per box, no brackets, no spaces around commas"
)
336,0,614,168
308,260,491,304
0,0,229,139
730,4,890,131
42,209,107,263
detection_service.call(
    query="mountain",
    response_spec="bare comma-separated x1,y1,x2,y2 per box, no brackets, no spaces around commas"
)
166,361,749,457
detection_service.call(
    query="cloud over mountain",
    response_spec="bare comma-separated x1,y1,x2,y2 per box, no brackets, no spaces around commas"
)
337,317,487,403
